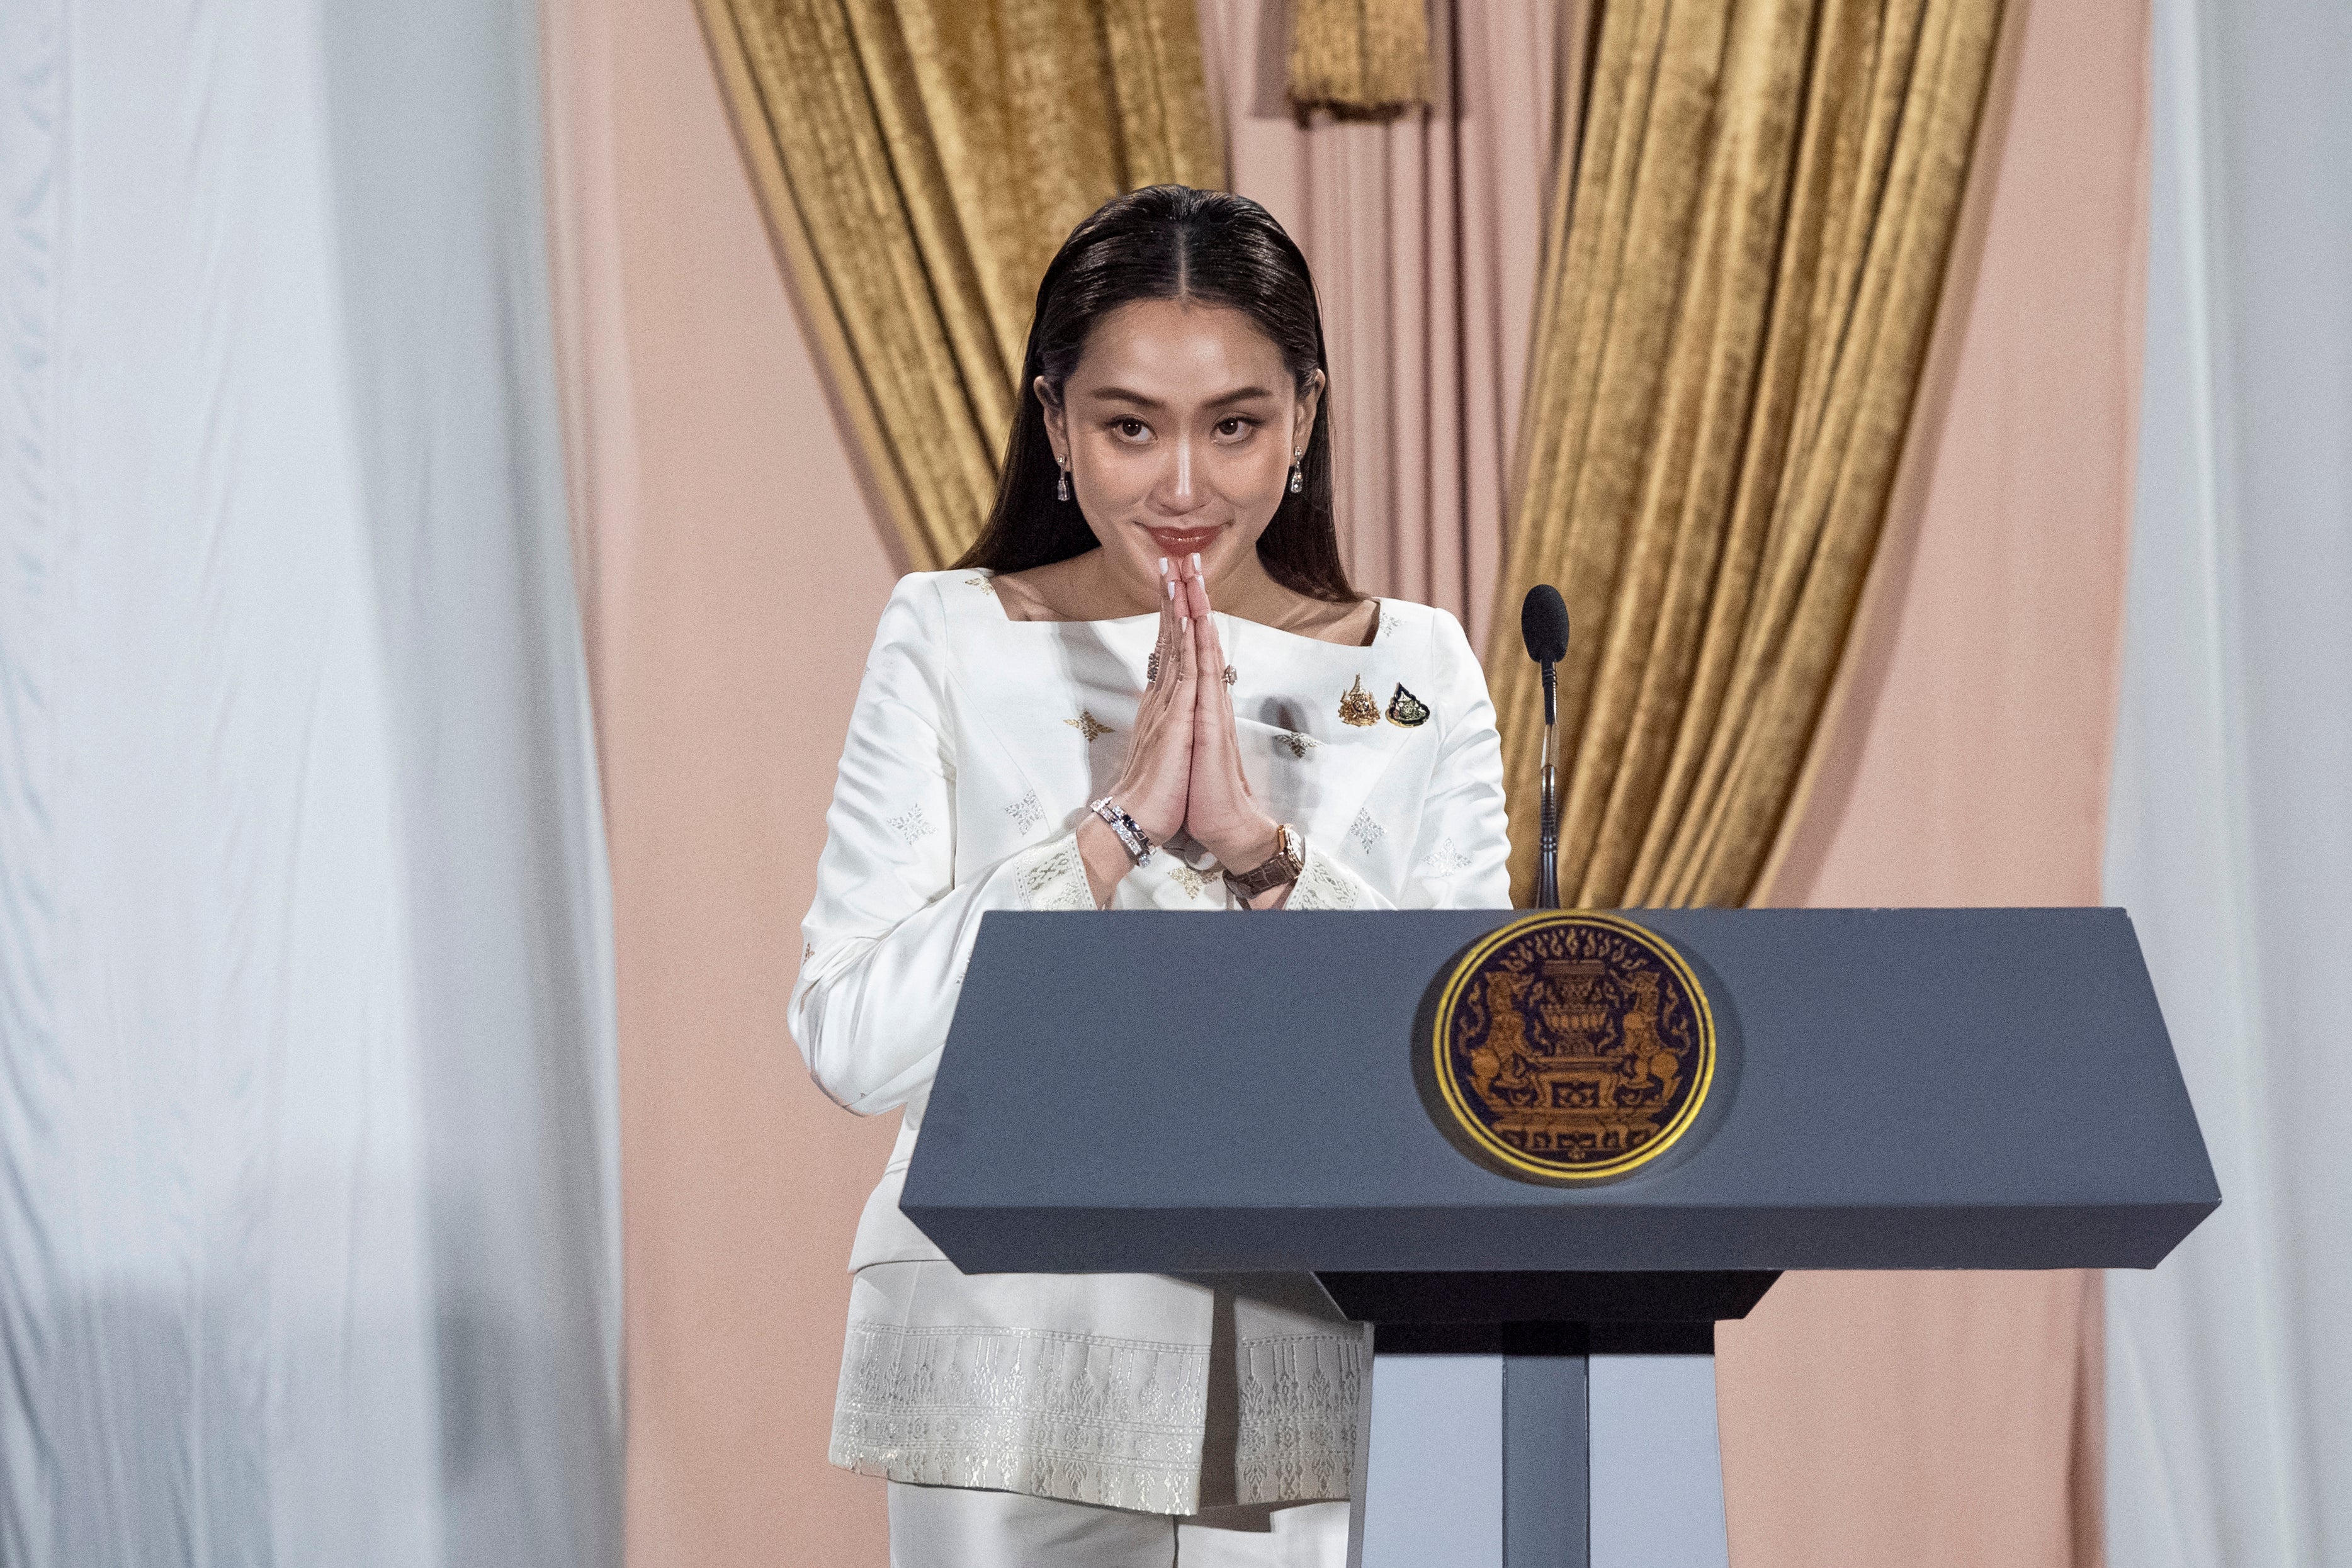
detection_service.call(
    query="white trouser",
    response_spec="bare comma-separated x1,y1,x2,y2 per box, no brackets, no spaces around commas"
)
887,1482,1351,1568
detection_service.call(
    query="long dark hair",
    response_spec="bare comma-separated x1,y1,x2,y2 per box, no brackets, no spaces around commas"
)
953,185,1357,603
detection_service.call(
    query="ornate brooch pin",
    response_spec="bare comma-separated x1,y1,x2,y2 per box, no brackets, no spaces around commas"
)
1386,684,1431,727
1338,675,1380,727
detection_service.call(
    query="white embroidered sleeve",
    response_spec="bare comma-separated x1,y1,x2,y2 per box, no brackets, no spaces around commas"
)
1005,835,1095,911
791,577,1092,1116
1284,847,1364,910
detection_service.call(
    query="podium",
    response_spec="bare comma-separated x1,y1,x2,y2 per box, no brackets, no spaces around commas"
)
901,908,2217,1567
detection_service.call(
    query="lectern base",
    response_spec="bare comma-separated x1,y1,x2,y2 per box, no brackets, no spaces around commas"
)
1318,1270,1765,1567
1343,1323,1731,1568
1586,1350,1727,1568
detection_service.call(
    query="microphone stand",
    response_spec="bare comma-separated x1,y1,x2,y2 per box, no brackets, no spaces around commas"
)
1536,661,1559,910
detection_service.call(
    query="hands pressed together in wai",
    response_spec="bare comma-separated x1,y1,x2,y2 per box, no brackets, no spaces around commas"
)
1076,554,1290,908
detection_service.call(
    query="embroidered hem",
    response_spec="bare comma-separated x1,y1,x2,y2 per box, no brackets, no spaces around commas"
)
831,1321,1208,1514
1286,848,1362,910
1012,837,1095,911
1236,1332,1362,1504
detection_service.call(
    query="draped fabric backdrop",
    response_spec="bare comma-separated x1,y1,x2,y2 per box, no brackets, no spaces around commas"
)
0,0,623,1562
1488,0,2006,907
1197,0,1567,653
14,0,2322,1564
1726,0,2148,1562
696,0,1223,571
1285,0,1433,115
2105,0,2352,1560
550,1,2157,1564
543,1,904,1564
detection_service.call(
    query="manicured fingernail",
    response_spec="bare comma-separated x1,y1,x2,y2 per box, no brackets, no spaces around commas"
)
1167,578,1177,600
1158,556,1169,576
1190,552,1202,573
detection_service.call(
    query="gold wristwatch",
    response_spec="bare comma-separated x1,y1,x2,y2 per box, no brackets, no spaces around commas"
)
1224,823,1306,903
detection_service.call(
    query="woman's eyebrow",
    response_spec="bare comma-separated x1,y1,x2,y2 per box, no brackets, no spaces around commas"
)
1088,385,1277,409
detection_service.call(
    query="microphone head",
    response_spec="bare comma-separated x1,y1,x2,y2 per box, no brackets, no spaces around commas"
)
1520,584,1569,665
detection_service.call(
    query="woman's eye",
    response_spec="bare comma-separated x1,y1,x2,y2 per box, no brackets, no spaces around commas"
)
1111,418,1150,441
1215,417,1256,439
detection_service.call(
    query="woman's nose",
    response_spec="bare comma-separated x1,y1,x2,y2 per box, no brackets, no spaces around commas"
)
1150,432,1205,516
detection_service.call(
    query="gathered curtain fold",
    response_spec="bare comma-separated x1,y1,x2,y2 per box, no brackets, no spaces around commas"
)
1286,0,1433,118
696,0,1223,571
1488,0,2005,908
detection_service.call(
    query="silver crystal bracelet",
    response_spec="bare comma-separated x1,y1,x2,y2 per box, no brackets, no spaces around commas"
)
1087,795,1155,867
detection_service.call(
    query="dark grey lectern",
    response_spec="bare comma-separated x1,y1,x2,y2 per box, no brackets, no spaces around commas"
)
900,908,2217,1567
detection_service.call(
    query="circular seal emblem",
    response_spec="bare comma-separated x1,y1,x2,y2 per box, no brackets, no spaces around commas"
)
1428,913,1716,1182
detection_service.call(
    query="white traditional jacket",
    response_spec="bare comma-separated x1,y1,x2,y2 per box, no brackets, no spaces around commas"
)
791,568,1512,1515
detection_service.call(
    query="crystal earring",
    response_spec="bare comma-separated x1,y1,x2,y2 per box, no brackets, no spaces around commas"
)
1288,447,1304,495
1057,462,1071,502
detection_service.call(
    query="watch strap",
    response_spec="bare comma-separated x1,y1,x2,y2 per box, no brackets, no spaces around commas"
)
1223,825,1304,901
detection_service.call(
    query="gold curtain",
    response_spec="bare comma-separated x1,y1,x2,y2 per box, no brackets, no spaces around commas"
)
1488,0,2005,907
696,0,1223,571
1286,0,1432,118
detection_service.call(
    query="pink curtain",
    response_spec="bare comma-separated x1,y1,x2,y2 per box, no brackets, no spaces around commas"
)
544,0,901,1564
1195,0,1568,654
1724,1,2149,1564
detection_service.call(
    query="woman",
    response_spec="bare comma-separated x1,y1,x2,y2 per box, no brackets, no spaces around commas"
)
793,185,1512,1566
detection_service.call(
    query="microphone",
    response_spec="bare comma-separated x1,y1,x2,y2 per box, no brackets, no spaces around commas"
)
1520,585,1569,910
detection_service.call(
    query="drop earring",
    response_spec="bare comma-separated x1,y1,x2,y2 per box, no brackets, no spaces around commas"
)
1057,461,1071,502
1288,446,1304,495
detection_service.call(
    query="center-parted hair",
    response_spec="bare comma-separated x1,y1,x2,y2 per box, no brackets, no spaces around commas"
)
954,185,1358,603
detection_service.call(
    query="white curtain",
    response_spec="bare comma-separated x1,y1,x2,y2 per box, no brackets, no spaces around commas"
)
2105,1,2352,1564
0,0,623,1561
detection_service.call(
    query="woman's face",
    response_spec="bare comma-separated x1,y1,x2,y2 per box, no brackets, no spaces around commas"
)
1039,297,1322,594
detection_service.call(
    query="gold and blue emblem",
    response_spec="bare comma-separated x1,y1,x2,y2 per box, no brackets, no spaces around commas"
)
1426,912,1715,1182
1384,683,1430,727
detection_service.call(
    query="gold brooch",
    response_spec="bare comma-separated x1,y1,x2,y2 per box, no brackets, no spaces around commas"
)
1337,675,1379,727
1064,709,1114,743
1385,684,1431,727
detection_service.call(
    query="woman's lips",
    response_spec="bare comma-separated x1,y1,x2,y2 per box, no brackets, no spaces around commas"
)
1145,525,1223,556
